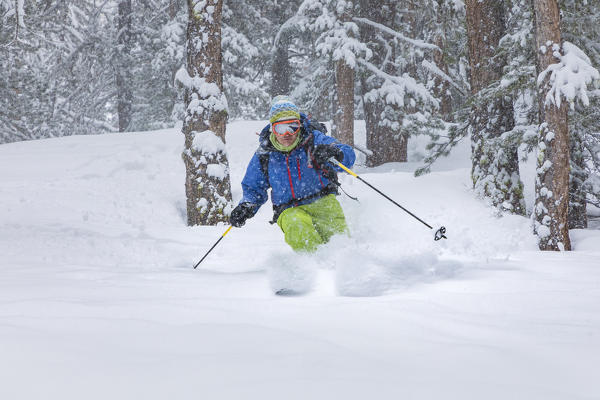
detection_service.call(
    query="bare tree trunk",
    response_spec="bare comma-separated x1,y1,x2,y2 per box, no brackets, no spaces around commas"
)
331,0,355,146
116,0,133,132
333,56,355,145
270,36,291,98
465,0,525,215
532,0,571,250
182,0,232,226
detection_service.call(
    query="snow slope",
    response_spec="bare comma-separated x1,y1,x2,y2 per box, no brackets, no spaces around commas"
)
1,123,599,400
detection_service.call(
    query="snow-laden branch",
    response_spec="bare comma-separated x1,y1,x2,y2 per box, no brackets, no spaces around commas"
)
358,59,439,108
273,16,300,49
191,130,226,155
317,24,372,68
176,67,223,101
538,41,600,109
175,67,228,115
422,60,467,95
353,17,440,52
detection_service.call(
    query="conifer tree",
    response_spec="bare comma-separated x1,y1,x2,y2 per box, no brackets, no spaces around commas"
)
1,1,117,143
294,0,369,146
357,0,404,165
532,0,571,250
128,0,187,131
355,0,440,166
465,0,525,215
560,0,600,228
180,0,232,226
331,0,356,146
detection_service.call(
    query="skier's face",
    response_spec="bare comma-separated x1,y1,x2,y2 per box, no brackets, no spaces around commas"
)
275,131,299,147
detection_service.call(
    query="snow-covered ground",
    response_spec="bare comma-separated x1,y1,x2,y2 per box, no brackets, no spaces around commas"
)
1,122,599,400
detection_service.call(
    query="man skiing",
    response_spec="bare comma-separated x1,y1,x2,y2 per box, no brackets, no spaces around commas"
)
229,96,356,253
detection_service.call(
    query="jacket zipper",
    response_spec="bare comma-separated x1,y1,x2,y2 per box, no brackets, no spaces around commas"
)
297,158,301,181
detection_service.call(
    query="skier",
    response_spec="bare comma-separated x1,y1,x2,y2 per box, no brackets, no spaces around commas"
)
229,96,356,254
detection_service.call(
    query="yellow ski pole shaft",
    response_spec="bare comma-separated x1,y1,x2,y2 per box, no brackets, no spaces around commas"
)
331,159,447,241
193,225,233,269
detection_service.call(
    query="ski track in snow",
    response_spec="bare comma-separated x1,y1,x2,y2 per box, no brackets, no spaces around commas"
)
1,123,599,399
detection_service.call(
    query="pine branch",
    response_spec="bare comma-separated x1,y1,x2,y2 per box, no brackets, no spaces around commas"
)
357,59,439,107
353,17,440,51
422,59,468,95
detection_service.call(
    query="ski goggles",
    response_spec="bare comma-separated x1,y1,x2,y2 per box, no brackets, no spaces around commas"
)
272,119,301,136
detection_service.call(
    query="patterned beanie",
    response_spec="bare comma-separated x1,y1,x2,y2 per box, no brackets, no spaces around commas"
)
269,95,300,124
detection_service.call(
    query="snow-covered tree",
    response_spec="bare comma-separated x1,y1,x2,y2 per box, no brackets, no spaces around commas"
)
221,0,273,119
414,1,470,176
180,0,232,226
292,0,369,146
355,0,442,166
560,0,600,228
115,0,133,132
428,0,464,121
465,0,525,215
304,0,362,145
270,3,297,98
128,0,186,131
1,1,117,143
532,0,571,250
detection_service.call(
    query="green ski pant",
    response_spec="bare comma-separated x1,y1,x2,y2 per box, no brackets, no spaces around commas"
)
276,194,348,253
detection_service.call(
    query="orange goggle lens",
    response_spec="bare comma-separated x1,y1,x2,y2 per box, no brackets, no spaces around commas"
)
272,120,301,136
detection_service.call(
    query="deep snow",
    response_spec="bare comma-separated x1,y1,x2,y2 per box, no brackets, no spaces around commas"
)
1,122,599,399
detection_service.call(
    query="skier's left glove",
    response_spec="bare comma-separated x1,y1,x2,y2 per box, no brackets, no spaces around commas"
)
230,202,257,227
313,144,344,166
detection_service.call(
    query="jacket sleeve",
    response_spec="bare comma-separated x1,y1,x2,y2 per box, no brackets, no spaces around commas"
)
312,130,356,171
239,152,270,212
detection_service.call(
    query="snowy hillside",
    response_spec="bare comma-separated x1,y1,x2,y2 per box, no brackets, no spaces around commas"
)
1,123,599,400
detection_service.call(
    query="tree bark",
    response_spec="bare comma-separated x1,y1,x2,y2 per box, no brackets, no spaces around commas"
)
532,0,571,250
465,0,525,215
331,1,355,146
116,0,133,132
270,36,291,98
182,0,232,226
333,52,355,146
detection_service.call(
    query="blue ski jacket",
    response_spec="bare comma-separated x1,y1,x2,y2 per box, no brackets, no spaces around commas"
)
239,114,356,221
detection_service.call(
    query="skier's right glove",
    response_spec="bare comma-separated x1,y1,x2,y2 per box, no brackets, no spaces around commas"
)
229,202,257,227
313,144,344,166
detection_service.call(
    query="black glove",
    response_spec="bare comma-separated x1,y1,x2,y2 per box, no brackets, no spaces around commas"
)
313,144,344,166
229,203,256,227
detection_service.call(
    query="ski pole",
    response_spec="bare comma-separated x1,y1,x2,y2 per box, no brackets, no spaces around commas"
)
331,159,447,241
193,225,233,269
